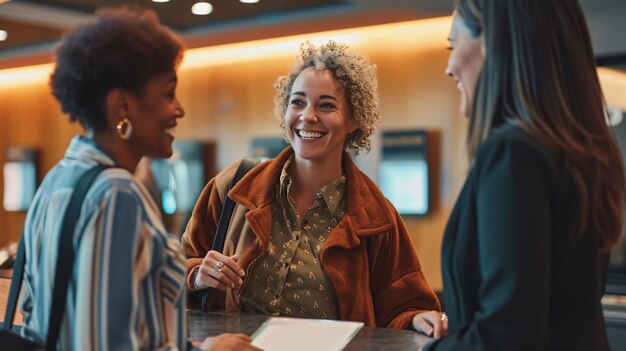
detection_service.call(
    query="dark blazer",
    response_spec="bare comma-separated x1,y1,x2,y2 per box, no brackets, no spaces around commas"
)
426,123,610,350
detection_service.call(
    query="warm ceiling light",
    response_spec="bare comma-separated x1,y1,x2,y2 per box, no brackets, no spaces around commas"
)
0,30,7,42
0,64,52,88
239,0,260,3
598,67,626,113
181,16,451,70
152,0,170,2
192,2,213,15
0,0,12,4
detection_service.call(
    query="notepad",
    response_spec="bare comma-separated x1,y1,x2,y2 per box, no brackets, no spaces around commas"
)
251,317,364,351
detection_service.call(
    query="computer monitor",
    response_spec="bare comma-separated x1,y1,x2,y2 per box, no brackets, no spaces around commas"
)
251,136,289,161
2,147,37,212
378,130,429,216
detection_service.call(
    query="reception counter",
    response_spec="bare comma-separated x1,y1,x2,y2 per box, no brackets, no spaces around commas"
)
603,294,626,350
3,273,624,350
188,310,434,350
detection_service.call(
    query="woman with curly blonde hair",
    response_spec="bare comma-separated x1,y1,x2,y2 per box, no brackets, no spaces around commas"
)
182,41,443,335
274,41,380,154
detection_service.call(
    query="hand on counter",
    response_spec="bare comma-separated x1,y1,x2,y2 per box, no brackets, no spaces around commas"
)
193,333,262,351
412,311,448,339
195,251,246,290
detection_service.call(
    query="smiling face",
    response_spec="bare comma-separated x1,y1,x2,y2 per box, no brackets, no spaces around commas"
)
127,71,184,158
285,67,356,165
446,11,485,117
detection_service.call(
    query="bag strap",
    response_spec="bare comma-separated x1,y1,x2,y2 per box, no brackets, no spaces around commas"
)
201,157,259,311
211,157,261,253
2,166,109,348
2,231,27,331
45,165,109,350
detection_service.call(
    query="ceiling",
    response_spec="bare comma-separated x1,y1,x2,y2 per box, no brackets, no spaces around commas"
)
27,0,340,28
0,0,625,64
0,0,450,56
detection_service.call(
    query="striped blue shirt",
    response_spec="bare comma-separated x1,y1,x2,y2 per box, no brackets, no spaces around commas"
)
19,135,188,350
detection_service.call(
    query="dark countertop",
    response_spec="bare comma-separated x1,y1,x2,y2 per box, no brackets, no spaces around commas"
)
0,268,12,279
603,294,626,325
188,310,434,350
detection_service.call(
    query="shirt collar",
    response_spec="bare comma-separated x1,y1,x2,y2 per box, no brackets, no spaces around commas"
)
278,155,347,216
279,155,294,189
316,176,346,215
64,134,116,167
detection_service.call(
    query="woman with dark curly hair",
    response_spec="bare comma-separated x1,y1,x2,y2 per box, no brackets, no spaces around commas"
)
19,7,258,351
182,41,444,336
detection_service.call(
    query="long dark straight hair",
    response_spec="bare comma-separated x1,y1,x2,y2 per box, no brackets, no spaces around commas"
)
456,0,625,250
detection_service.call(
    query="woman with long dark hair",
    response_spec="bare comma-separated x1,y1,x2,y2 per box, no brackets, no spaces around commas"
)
423,0,626,349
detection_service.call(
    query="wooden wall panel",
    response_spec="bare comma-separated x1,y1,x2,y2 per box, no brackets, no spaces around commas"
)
0,44,465,290
0,81,82,244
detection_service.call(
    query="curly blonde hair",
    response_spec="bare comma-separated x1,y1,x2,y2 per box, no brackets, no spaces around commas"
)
274,41,381,154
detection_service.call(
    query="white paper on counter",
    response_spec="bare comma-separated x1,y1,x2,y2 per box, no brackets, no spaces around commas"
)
251,317,363,351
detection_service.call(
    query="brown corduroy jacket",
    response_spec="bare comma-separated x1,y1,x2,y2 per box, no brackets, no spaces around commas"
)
181,147,440,329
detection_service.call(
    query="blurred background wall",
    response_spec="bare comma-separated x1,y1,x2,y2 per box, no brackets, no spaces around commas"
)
1,0,625,291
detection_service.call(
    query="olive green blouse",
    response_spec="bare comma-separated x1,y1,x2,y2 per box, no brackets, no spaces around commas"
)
241,158,346,319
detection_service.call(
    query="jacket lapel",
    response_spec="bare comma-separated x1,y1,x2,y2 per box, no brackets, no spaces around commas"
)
340,151,395,242
229,148,293,247
229,147,396,250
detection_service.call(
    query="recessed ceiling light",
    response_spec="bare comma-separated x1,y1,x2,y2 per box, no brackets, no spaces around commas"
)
239,0,260,3
192,2,213,15
152,0,170,3
0,30,7,42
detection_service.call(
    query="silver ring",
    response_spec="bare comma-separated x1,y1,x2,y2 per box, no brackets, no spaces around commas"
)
213,261,224,272
441,312,448,321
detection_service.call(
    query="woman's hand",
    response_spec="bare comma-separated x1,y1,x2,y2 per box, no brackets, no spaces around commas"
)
193,333,262,351
195,250,246,290
412,311,448,339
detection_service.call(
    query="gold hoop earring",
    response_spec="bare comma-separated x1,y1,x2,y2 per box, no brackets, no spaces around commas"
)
116,118,133,140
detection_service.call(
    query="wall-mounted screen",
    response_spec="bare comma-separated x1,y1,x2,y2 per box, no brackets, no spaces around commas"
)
150,141,206,215
251,137,289,161
3,146,37,212
379,130,429,216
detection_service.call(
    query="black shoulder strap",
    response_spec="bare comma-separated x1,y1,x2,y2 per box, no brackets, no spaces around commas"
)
45,165,109,350
200,157,259,312
3,166,109,349
211,157,260,254
2,232,27,332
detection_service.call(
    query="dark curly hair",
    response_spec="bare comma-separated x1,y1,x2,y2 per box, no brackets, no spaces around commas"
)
50,6,184,132
274,41,381,154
